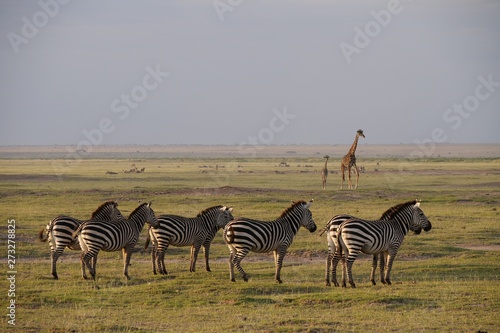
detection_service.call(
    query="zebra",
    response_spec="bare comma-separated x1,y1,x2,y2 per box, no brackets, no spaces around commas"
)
146,205,234,275
333,200,432,288
322,210,392,287
223,200,317,283
74,202,158,289
38,200,122,280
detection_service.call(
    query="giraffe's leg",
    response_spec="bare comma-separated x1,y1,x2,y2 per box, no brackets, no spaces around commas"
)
347,166,353,189
354,164,360,189
340,164,345,189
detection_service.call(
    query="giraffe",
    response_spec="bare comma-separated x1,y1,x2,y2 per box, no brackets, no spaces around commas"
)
321,155,330,190
340,129,365,190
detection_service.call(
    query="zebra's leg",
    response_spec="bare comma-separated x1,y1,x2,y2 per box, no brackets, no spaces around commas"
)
232,249,250,282
325,250,333,286
122,247,133,280
370,254,378,285
82,252,94,280
380,252,387,284
228,248,236,282
80,252,88,280
346,251,360,288
341,255,347,288
151,243,157,275
384,250,398,285
91,256,98,280
331,251,341,287
157,246,168,275
189,244,202,272
203,243,211,272
50,247,63,280
274,248,287,284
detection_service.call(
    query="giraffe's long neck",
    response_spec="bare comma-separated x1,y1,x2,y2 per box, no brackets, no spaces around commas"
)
324,159,328,169
348,134,360,156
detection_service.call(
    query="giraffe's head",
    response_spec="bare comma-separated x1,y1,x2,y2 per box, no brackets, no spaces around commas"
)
357,129,365,138
323,155,330,160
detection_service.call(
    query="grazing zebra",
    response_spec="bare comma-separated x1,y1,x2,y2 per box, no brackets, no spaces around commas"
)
38,201,122,279
333,200,432,288
322,210,392,287
224,200,317,283
146,205,234,275
74,202,158,288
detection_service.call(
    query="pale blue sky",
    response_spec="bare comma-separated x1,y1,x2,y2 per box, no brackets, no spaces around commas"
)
1,0,499,145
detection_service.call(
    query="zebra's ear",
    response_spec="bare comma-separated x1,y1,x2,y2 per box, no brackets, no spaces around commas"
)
148,201,153,207
228,207,233,212
305,199,313,208
414,200,420,208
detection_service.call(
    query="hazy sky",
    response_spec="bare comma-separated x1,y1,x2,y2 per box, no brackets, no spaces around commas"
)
1,0,499,146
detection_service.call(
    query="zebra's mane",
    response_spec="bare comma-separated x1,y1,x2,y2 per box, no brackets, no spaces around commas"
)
90,201,117,219
279,200,307,218
197,205,223,217
379,200,418,220
128,202,149,219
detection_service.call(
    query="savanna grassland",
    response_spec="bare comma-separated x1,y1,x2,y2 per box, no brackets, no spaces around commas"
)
0,145,499,332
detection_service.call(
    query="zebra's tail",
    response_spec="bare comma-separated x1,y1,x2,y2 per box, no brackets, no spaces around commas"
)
38,227,48,242
71,222,86,240
223,224,235,244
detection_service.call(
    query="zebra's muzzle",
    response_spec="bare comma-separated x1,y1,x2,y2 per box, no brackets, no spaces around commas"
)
424,222,432,232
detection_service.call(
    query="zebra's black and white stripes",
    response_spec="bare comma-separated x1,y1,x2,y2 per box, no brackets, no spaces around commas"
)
74,202,158,288
323,211,392,287
223,200,316,283
333,200,432,288
38,201,122,279
146,205,234,275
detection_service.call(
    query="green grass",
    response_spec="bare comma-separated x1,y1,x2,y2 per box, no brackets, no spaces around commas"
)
1,156,499,332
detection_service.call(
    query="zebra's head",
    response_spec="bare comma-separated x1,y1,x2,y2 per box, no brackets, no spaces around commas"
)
299,199,316,233
409,201,432,235
111,201,126,222
91,200,122,221
216,206,234,229
147,202,159,228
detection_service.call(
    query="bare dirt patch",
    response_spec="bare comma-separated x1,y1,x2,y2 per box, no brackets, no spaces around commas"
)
457,244,500,251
